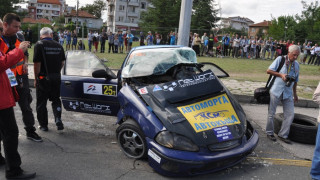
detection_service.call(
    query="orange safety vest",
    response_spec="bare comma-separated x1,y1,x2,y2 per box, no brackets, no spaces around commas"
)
0,37,25,76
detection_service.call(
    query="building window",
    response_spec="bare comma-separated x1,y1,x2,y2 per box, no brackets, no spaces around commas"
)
118,16,124,22
46,10,49,13
251,28,255,33
131,18,134,23
141,2,146,9
31,9,34,12
119,5,125,11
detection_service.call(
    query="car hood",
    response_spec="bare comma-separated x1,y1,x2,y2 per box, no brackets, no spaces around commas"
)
136,70,246,147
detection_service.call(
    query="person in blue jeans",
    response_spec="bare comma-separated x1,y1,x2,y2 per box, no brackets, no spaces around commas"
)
266,45,300,144
311,82,320,180
87,30,93,52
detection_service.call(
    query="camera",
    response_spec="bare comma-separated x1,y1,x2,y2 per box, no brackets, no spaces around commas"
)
285,75,295,87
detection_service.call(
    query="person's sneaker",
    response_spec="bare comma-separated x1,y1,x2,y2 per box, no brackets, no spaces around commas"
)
278,136,292,144
39,126,48,132
27,132,43,142
0,154,5,166
267,134,277,141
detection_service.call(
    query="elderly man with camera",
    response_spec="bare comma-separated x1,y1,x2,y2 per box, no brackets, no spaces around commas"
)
265,45,300,144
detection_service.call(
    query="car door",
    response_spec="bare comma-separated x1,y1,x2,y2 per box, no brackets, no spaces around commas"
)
60,51,120,116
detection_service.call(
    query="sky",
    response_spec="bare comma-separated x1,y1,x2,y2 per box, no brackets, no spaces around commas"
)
219,0,316,23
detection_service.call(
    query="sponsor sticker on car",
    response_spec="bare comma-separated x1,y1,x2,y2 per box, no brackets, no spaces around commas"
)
213,126,233,142
177,93,240,133
138,87,148,94
83,83,117,96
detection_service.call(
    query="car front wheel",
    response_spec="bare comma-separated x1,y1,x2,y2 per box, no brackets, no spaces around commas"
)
116,119,147,159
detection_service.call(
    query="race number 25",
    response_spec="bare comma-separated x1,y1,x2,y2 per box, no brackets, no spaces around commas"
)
103,85,117,96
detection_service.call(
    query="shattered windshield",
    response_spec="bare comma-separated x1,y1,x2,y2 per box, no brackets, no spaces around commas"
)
122,47,197,78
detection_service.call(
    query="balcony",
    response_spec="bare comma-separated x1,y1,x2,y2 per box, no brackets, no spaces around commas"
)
128,1,139,6
108,0,115,6
107,11,114,16
127,12,138,17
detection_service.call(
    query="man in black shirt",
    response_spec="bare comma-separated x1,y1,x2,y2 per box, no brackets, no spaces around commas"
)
33,27,65,131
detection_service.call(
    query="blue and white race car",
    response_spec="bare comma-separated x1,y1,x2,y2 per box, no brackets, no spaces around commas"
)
61,46,259,176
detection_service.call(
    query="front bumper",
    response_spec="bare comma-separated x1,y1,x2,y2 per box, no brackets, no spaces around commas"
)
146,121,259,176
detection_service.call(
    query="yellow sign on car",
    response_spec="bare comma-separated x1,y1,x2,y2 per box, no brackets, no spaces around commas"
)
177,94,240,133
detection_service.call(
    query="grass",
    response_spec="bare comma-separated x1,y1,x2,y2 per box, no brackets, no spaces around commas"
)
28,40,320,99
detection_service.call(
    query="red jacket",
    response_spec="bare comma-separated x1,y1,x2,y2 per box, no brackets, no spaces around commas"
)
0,48,24,110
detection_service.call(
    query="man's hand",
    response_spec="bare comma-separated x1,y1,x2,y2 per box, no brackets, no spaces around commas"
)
22,64,28,74
294,94,299,103
19,41,30,52
280,73,287,81
34,79,37,88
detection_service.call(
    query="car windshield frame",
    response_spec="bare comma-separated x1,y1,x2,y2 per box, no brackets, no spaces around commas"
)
121,47,197,78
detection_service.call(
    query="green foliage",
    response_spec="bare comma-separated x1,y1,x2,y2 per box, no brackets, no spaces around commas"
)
221,27,247,37
191,0,219,31
21,23,52,43
80,0,106,18
0,0,19,18
139,0,181,34
269,1,320,43
256,28,264,39
139,0,219,41
268,15,297,41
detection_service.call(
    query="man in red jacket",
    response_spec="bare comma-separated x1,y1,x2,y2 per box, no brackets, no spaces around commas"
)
0,19,36,179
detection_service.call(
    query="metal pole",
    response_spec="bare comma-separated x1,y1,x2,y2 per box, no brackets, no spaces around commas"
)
76,0,79,32
177,0,193,46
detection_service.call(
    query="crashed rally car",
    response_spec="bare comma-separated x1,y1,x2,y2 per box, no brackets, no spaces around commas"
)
61,46,259,176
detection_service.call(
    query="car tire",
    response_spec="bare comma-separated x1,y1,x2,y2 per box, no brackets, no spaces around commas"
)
116,119,148,159
274,113,318,144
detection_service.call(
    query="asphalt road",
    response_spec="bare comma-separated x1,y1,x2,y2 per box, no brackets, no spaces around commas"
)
0,88,318,180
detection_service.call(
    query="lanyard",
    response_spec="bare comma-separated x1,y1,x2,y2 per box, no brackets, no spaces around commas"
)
1,35,10,48
286,56,296,75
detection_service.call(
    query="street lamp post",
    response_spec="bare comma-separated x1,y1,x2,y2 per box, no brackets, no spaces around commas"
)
284,25,288,40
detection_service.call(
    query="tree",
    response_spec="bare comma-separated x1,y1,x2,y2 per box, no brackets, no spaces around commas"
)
139,0,181,39
80,0,106,18
268,15,297,41
191,0,219,33
297,0,320,34
295,0,320,42
0,0,19,18
139,0,219,39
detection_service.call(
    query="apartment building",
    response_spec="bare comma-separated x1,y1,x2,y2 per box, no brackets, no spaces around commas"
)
106,0,150,32
28,0,64,20
221,16,254,31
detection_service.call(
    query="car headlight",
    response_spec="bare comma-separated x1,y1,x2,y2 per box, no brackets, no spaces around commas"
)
155,131,199,152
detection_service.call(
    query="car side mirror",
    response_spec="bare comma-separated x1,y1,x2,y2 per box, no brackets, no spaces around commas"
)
92,68,117,79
